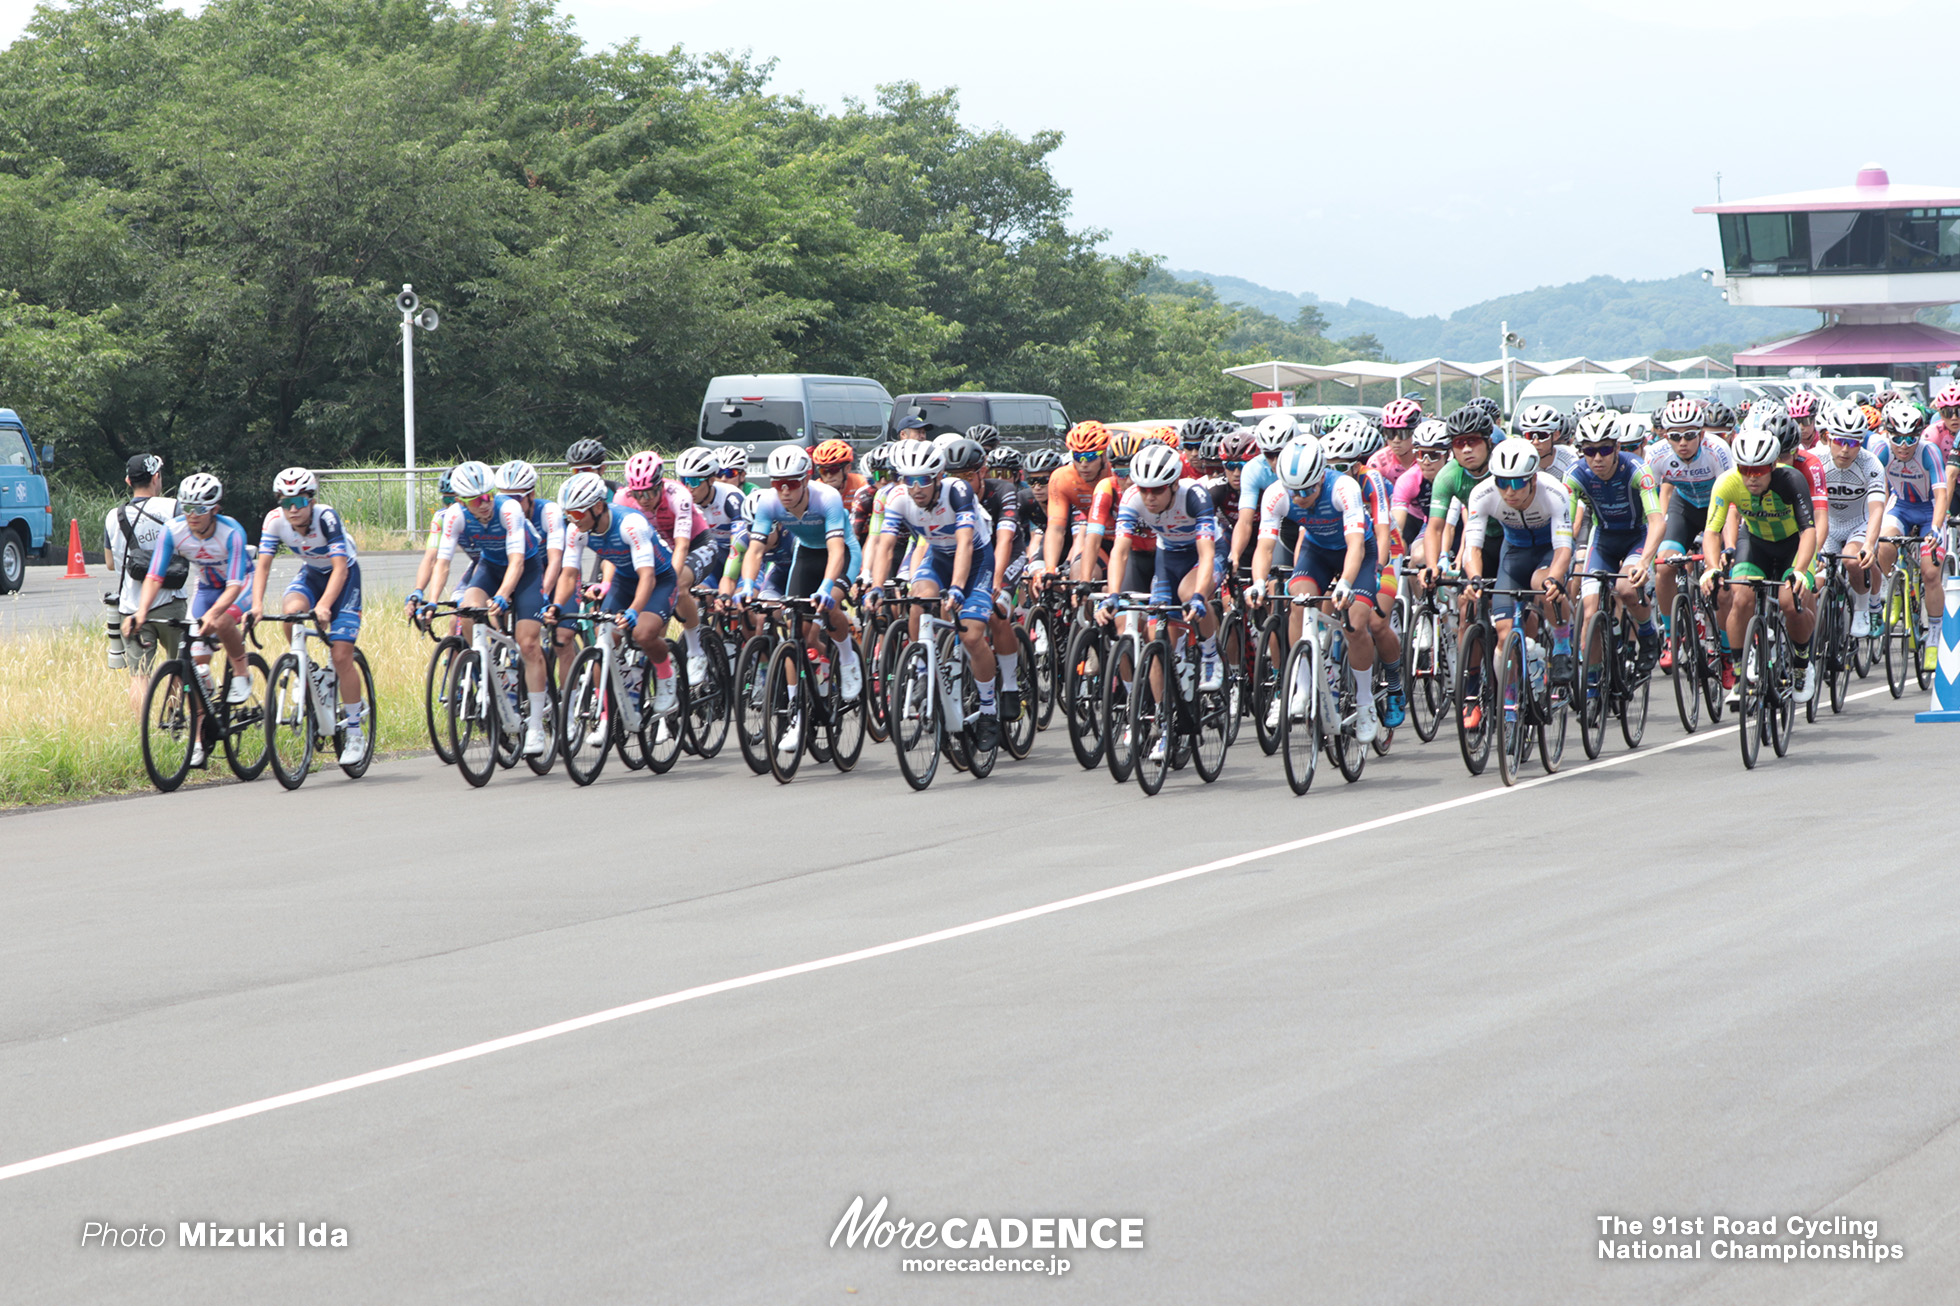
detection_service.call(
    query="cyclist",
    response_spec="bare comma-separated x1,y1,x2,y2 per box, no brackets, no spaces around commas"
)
1375,398,1423,482
716,444,753,491
250,467,370,765
424,459,554,758
1392,419,1449,562
550,472,679,721
1929,383,1960,459
813,439,866,503
1323,419,1406,727
566,438,616,494
1021,447,1062,571
987,445,1025,488
1420,406,1501,629
618,452,708,683
1201,428,1255,575
1462,439,1577,684
967,422,1002,452
675,445,746,603
1229,412,1295,577
125,473,254,764
1564,412,1666,669
1816,401,1888,637
407,466,463,627
945,436,1029,718
1872,399,1949,666
1099,440,1222,689
1699,428,1820,704
850,444,895,545
495,459,566,626
1082,430,1155,590
1041,421,1110,590
104,454,191,717
1702,401,1737,445
1647,396,1734,670
1515,404,1576,481
738,444,865,704
864,440,1000,751
1785,391,1820,449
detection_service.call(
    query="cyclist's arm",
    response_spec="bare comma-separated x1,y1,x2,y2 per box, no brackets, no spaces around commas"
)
824,534,847,587
250,551,275,616
951,525,975,596
1193,530,1217,602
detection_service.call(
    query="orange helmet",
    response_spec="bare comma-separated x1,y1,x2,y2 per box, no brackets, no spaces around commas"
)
1859,403,1883,433
1107,430,1148,463
812,438,855,469
1065,421,1110,454
1151,426,1178,448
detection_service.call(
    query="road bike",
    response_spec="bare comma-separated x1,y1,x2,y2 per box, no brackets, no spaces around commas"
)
1724,575,1797,769
137,619,271,793
1875,531,1932,699
758,595,866,784
888,595,998,789
444,605,554,787
1659,553,1725,732
558,611,689,786
1276,593,1370,794
680,585,735,759
1576,568,1651,759
260,613,376,789
1398,559,1457,745
1108,595,1230,795
1811,551,1857,716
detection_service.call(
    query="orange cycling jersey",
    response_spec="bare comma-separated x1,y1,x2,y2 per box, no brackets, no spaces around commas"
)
1047,464,1100,525
1090,476,1154,551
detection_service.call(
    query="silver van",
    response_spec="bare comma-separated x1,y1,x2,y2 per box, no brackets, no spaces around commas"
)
694,373,894,464
886,391,1071,448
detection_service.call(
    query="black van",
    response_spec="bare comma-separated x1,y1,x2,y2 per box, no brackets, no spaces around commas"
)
887,392,1071,447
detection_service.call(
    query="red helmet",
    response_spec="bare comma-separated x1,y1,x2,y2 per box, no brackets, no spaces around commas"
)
1219,429,1258,463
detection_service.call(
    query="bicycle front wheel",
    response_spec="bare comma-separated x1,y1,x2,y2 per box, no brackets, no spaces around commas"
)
1251,615,1288,756
734,634,774,775
763,640,805,784
221,653,273,781
1003,624,1037,760
336,649,379,779
1736,616,1763,769
1102,633,1137,784
1617,616,1649,750
1406,607,1444,744
560,647,610,786
1578,610,1610,760
266,653,316,791
1455,621,1492,776
1064,622,1106,769
423,635,465,764
1669,594,1701,733
685,633,732,759
1279,640,1320,796
890,641,940,790
643,645,688,775
1495,630,1529,788
1133,639,1170,796
140,659,197,792
448,649,498,788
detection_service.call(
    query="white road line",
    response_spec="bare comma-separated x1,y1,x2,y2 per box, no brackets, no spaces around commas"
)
0,683,1900,1184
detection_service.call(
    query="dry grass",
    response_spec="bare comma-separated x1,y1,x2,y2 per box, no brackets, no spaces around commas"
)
0,588,437,808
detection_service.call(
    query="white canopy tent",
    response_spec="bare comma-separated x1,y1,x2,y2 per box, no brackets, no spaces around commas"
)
1224,352,1733,410
1600,355,1675,380
1662,355,1735,378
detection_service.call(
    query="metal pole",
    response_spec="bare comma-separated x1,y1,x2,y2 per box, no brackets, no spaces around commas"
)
1500,321,1514,416
402,284,417,536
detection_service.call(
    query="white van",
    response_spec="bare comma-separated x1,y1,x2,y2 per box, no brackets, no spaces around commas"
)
1631,378,1749,417
1514,374,1639,417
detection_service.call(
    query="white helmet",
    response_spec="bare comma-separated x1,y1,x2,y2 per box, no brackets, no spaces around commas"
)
1817,399,1869,440
1729,429,1780,468
558,471,609,514
1516,403,1562,437
674,447,719,478
1489,438,1540,480
765,445,812,479
272,466,317,498
1321,418,1373,464
1276,437,1327,492
177,472,223,510
741,487,765,524
1411,418,1451,452
931,430,963,453
889,440,946,478
1574,411,1620,447
1254,412,1298,452
493,458,538,493
1129,443,1183,489
450,460,494,498
716,445,749,473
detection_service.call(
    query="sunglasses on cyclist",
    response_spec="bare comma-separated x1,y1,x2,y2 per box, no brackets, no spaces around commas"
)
1071,450,1104,463
1665,430,1700,441
1889,432,1921,444
899,473,936,487
1828,435,1865,447
1580,443,1617,457
1450,437,1486,450
1495,475,1534,491
1942,406,1960,417
680,475,710,488
1738,462,1778,476
468,493,493,507
1108,461,1131,477
770,476,806,491
278,494,312,510
1028,476,1050,489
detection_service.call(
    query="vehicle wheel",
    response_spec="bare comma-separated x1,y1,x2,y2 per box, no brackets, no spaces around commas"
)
1132,640,1170,796
447,649,497,788
1003,625,1037,760
734,634,773,775
334,649,378,778
684,633,732,759
1251,615,1288,756
560,647,610,786
1578,611,1609,760
1102,633,1138,784
221,653,273,781
140,659,196,792
1495,629,1529,788
1064,622,1106,769
890,641,939,791
423,635,465,764
1279,639,1320,795
643,643,688,774
762,641,804,784
1737,616,1763,770
0,528,24,594
1669,595,1701,733
1454,620,1492,776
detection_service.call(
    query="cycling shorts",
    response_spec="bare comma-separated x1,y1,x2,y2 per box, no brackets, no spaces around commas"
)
1732,532,1805,584
1290,539,1380,599
1494,540,1556,620
1822,518,1870,556
602,569,677,623
1150,544,1203,605
190,584,242,626
284,562,363,644
462,554,549,624
1581,529,1645,600
912,546,996,623
1659,497,1708,555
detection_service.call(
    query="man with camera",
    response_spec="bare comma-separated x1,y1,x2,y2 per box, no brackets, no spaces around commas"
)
103,454,190,716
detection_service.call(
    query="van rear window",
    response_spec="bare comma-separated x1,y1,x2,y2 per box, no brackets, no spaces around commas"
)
904,398,990,438
701,400,804,445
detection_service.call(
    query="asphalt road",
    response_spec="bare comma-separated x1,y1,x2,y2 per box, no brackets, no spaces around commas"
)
1,676,1954,1303
3,554,428,635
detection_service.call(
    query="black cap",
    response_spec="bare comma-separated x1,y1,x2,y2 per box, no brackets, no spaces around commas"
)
127,454,162,479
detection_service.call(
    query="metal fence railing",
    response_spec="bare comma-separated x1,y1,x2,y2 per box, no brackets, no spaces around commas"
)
315,460,625,536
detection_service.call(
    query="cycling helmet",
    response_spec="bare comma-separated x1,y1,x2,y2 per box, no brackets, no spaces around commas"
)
1735,401,1753,424
1571,396,1605,420
177,472,223,510
1444,406,1494,441
1730,430,1780,469
1411,418,1451,452
1253,412,1298,451
494,458,539,493
965,423,1001,450
741,487,765,524
1515,403,1561,437
1025,448,1065,475
765,445,813,480
1489,438,1540,480
987,446,1023,474
1747,396,1785,422
1933,384,1960,410
1065,421,1110,454
272,466,317,498
889,440,945,478
1467,396,1503,422
1859,403,1883,432
559,471,609,515
1317,411,1348,436
1177,417,1209,450
811,438,855,469
565,438,607,467
1818,399,1869,440
1658,397,1704,431
1785,390,1819,419
1149,425,1178,448
674,447,720,479
1276,438,1327,492
1883,399,1925,437
1130,443,1184,489
1702,401,1736,431
1321,418,1373,465
941,437,987,473
437,468,455,498
716,445,750,474
1844,391,1871,409
1754,410,1800,454
1616,419,1652,452
1196,431,1225,464
862,444,893,477
1574,411,1620,447
1107,429,1148,463
1381,397,1423,430
450,460,494,499
624,451,663,490
931,430,963,454
1219,428,1259,463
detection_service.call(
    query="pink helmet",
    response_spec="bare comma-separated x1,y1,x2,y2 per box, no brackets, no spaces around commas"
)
624,451,663,492
1784,391,1817,420
1381,397,1423,430
1935,384,1960,410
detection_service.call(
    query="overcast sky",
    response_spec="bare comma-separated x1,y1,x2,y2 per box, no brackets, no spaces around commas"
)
0,0,1941,316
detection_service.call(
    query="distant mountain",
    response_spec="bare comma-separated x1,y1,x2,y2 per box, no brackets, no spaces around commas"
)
1167,269,1820,363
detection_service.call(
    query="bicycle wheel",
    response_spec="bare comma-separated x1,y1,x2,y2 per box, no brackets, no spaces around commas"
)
221,653,272,781
1333,658,1366,784
1133,640,1171,796
1578,610,1610,760
1668,595,1701,733
560,647,610,786
643,645,688,774
863,620,896,743
1536,663,1567,775
1064,622,1107,769
140,659,197,793
1405,606,1443,744
1696,602,1726,724
1495,630,1529,788
1737,615,1763,770
957,643,996,780
1884,585,1908,699
684,634,732,759
1454,620,1492,776
1912,581,1932,692
1031,605,1060,730
1617,617,1650,750
1102,633,1138,783
334,649,379,779
423,635,465,764
828,659,866,773
1251,615,1288,756
1215,608,1244,749
890,641,940,790
1827,594,1851,714
1769,622,1794,759
1003,624,1037,759
1279,639,1320,795
734,634,774,775
447,649,498,788
1191,660,1230,785
488,643,523,770
763,640,805,784
266,653,317,791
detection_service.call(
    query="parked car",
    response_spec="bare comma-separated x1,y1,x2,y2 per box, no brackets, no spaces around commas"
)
1514,374,1639,417
1228,404,1385,429
694,374,893,466
1630,377,1750,417
0,407,53,592
887,392,1070,447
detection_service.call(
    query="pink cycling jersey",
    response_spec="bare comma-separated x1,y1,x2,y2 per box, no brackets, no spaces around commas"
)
613,481,697,553
1393,464,1432,521
1368,447,1412,482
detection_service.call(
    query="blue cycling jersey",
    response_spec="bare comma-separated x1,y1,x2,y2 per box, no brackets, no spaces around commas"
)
1564,454,1658,534
434,495,543,566
753,480,852,551
1258,474,1370,552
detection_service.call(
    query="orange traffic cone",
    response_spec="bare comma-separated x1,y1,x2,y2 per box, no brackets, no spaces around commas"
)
62,518,89,579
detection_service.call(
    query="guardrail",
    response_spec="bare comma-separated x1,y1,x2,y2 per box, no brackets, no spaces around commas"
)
314,460,627,537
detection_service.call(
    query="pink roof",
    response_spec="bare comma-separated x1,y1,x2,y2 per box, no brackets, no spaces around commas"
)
1733,321,1960,368
1693,165,1960,215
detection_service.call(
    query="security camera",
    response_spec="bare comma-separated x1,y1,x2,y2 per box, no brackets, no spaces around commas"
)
416,307,439,332
396,288,420,315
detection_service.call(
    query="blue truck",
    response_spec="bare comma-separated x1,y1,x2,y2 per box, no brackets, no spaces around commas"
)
0,407,54,592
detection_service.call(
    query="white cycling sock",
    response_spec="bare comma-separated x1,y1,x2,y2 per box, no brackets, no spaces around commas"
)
998,650,1019,690
838,642,861,671
976,676,998,713
683,626,703,656
528,690,549,723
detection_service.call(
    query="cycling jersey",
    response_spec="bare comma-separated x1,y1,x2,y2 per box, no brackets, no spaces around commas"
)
434,495,543,566
563,505,671,577
614,480,697,552
1046,465,1101,531
1367,446,1411,482
1706,466,1815,543
150,514,252,592
525,496,567,554
1875,440,1944,524
1822,447,1886,528
1353,466,1401,559
1238,455,1280,522
1115,481,1217,548
1462,475,1573,552
1198,474,1240,540
1392,465,1433,525
1086,477,1152,551
880,478,984,554
973,477,1022,546
755,480,853,551
1259,474,1369,551
257,504,359,572
1564,454,1659,535
1427,458,1490,525
1645,435,1734,508
850,481,879,544
1542,446,1578,483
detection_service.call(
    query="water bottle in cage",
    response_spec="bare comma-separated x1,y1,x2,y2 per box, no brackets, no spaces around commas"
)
311,662,335,706
623,659,646,709
811,648,832,697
